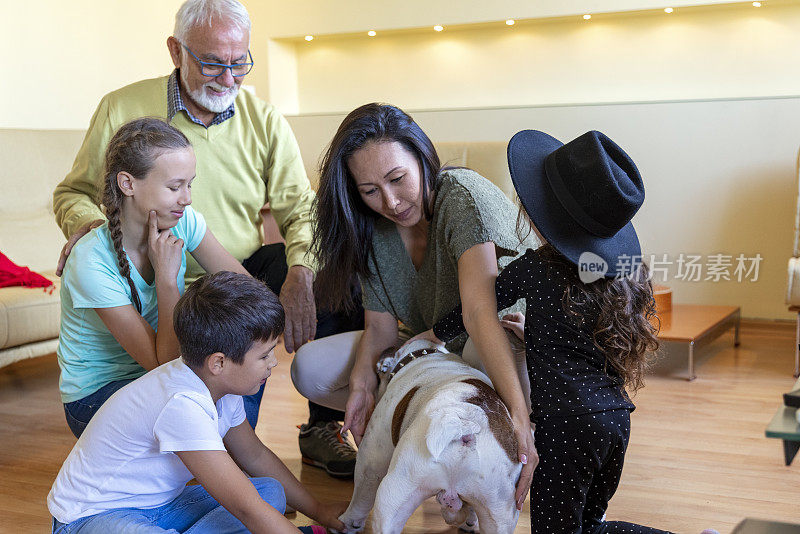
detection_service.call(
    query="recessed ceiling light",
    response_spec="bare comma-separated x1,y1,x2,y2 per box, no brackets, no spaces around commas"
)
505,19,515,26
752,1,762,6
367,30,377,37
583,14,592,20
433,25,444,32
304,35,314,41
664,7,674,13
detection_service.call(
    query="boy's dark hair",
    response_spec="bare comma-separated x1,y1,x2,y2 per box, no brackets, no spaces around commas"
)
174,271,285,368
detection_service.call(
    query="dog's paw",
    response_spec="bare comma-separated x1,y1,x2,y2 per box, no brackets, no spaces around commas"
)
336,513,366,533
458,507,479,533
458,520,479,533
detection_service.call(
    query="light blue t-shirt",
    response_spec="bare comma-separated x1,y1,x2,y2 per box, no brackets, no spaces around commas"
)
57,206,207,403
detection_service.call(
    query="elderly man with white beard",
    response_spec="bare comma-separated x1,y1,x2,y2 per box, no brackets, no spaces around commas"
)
52,0,362,479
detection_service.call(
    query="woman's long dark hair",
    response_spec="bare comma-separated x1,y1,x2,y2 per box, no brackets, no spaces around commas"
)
311,103,442,312
537,244,659,392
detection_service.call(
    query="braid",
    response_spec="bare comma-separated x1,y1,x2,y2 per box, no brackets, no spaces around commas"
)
105,193,142,313
100,117,191,315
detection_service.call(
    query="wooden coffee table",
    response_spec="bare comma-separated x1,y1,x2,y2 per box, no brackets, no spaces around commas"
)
732,518,800,533
655,304,741,380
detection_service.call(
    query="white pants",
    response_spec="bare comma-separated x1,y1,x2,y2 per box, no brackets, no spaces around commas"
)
290,330,531,413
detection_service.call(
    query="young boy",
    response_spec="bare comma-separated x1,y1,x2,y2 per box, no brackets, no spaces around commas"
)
47,271,346,534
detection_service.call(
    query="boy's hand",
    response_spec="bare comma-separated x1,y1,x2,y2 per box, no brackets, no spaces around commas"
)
311,501,349,531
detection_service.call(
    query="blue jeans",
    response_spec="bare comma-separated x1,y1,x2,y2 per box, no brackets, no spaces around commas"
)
52,477,285,533
63,379,136,438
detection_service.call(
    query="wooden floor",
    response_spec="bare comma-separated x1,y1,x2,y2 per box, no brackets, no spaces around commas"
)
1,322,799,534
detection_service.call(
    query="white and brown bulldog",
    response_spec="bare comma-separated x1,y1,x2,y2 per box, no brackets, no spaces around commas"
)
336,340,523,534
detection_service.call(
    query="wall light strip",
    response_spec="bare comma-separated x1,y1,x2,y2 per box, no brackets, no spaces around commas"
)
305,2,772,42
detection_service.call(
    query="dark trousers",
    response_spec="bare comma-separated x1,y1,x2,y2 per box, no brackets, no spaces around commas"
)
241,244,364,428
531,409,673,534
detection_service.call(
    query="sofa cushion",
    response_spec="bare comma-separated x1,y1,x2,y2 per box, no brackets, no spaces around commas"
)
0,129,86,217
0,128,84,273
0,273,60,350
0,212,67,275
0,339,60,368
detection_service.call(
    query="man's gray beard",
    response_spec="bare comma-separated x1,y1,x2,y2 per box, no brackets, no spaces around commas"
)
180,69,239,114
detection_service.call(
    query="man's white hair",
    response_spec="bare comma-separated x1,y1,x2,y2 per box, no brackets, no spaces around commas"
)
174,0,251,42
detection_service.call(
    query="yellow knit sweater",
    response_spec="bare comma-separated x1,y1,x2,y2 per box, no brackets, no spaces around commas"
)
53,75,315,279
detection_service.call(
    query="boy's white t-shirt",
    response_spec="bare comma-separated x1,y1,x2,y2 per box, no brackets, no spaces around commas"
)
47,358,246,524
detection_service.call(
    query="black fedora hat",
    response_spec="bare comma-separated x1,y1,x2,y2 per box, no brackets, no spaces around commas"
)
507,130,644,279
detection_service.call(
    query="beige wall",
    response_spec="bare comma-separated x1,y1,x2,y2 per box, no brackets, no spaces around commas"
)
2,0,182,130
248,0,740,39
5,1,795,125
287,98,800,320
286,3,800,114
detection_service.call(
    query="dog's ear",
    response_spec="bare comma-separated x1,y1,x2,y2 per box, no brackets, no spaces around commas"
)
375,344,402,380
380,345,401,360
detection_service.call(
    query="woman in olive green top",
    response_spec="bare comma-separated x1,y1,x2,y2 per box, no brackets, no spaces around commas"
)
293,103,537,508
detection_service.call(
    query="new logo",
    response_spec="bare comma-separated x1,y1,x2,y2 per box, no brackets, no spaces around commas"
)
578,252,608,283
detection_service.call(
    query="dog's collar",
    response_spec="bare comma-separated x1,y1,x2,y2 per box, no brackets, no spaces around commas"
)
385,347,439,382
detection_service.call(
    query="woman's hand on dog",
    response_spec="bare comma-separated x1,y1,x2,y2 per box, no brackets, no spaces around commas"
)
342,388,375,446
401,329,445,351
342,367,378,446
513,416,538,510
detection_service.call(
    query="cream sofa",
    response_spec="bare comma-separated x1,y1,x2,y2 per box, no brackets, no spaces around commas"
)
0,129,84,368
0,128,511,370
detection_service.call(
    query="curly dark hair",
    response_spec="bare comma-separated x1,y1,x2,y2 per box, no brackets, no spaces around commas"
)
537,244,659,392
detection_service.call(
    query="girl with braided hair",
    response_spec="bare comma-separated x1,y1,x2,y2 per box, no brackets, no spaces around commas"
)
57,117,247,438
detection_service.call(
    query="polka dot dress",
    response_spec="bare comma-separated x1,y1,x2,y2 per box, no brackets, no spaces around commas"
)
434,248,672,533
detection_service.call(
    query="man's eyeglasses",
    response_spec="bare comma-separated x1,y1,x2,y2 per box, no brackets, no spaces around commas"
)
182,44,254,77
